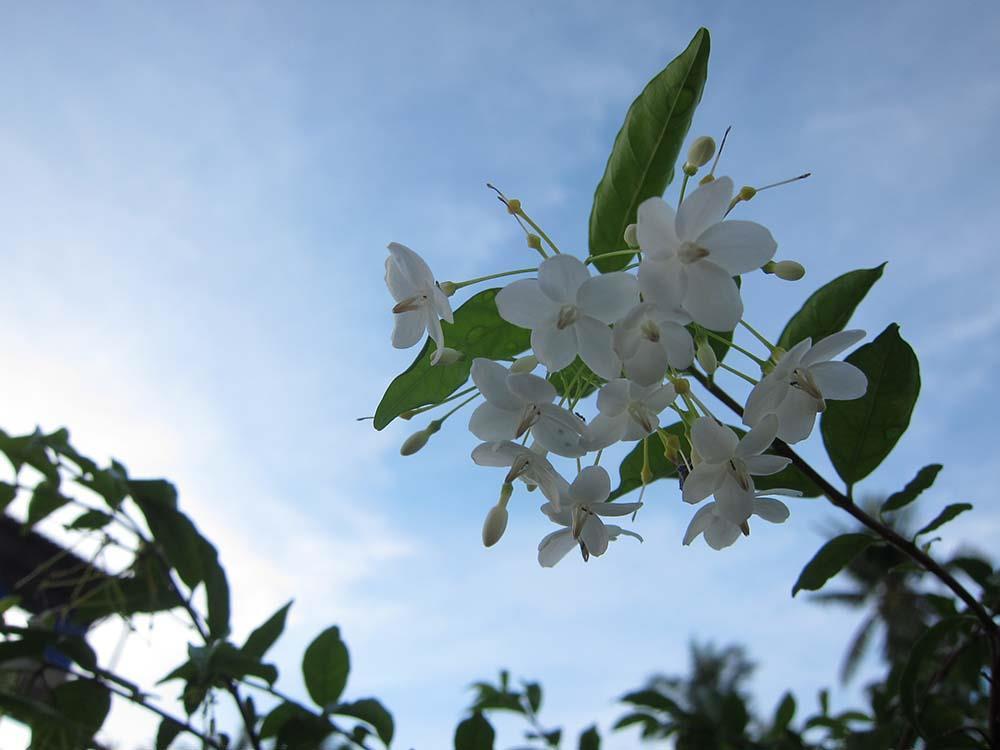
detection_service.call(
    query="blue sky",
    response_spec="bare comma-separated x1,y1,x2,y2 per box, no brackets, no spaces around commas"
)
2,2,999,748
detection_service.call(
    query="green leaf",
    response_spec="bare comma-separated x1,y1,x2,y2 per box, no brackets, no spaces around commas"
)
302,626,351,710
374,289,529,430
31,679,111,749
334,698,395,745
0,428,60,484
67,509,113,530
915,503,972,538
549,357,603,400
454,711,495,750
881,464,943,513
620,689,684,716
772,691,796,731
777,264,885,350
27,480,70,526
0,481,17,511
524,681,542,714
589,28,711,272
205,642,279,685
899,616,975,736
261,702,313,738
155,717,184,750
792,534,874,596
579,725,601,750
42,428,99,476
821,324,920,485
243,600,293,661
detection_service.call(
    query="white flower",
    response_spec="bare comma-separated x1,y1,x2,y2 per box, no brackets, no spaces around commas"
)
384,243,454,357
471,441,566,507
682,488,798,550
495,255,638,380
587,379,677,449
743,330,868,444
612,302,694,386
536,466,642,566
636,177,777,331
467,358,588,457
682,415,790,525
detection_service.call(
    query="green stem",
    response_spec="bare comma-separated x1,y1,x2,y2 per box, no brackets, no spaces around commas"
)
678,173,691,205
697,327,767,366
583,249,639,265
738,319,777,354
452,267,536,290
518,211,561,255
718,361,759,385
405,386,478,418
439,393,480,422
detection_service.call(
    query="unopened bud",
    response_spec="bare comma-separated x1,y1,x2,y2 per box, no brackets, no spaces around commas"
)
696,340,718,375
526,233,542,250
682,162,698,177
623,224,638,248
670,377,691,395
482,504,509,547
400,430,430,456
661,434,681,464
438,281,458,296
738,185,757,202
506,198,521,215
765,260,805,281
687,136,716,168
431,347,464,366
510,355,538,374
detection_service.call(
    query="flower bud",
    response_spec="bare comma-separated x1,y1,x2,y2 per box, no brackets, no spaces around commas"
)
431,347,464,366
400,429,430,456
766,260,805,281
738,185,757,202
661,433,681,464
696,340,718,375
526,233,542,250
438,281,458,296
510,355,538,374
506,198,521,215
682,162,698,177
670,377,691,395
686,136,716,168
482,503,509,547
623,224,638,248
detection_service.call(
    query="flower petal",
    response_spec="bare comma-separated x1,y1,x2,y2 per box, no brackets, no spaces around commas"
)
471,440,520,467
774,387,820,444
636,197,679,257
577,272,639,324
579,514,609,557
704,517,741,550
538,528,578,567
735,413,779,459
682,503,716,545
659,322,695,369
697,220,778,275
743,454,791,476
752,497,790,524
468,402,521,441
471,358,521,410
683,261,743,332
590,501,642,517
645,383,678,413
714,475,754,525
391,310,426,349
385,254,417,301
800,329,866,367
387,242,435,289
532,325,579,372
507,372,557,404
597,379,630,416
682,461,724,504
676,176,733,241
809,361,868,400
496,279,560,329
742,376,789,429
537,254,591,304
638,257,685,310
569,465,612,505
623,340,669,387
533,405,588,458
585,413,627,451
576,316,620,380
433,285,454,323
690,417,739,463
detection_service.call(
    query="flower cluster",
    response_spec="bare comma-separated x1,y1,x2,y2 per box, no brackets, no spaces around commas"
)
382,137,868,566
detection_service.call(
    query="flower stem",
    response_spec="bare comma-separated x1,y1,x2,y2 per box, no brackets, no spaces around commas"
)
583,249,639,265
738,319,778,354
678,173,691,205
518,211,561,255
440,392,480,422
718,361,759,385
452,267,536,290
697,327,767,366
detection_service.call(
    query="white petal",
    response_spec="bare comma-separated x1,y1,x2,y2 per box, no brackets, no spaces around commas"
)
597,379,630,416
612,309,643,359
742,376,789,429
809,361,868,400
755,487,802,498
697,220,778,275
690,418,739,463
744,454,791,476
682,462,724,504
659,322,695,369
577,272,639,323
579,514,609,557
533,405,588,458
471,440,521,467
496,279,559,329
575,316,620,380
385,254,417,301
704,517,742,550
605,525,643,543
590,501,642,517
585,413,627,450
645,384,678,413
735,413,779,459
471,358,521,410
433,286,454,323
532,325,579,372
468,402,521,441
800,329,866,367
537,255,590,304
676,176,733,241
623,341,669,387
623,416,658,441
714,475,754,525
774,387,820,444
387,242,435,289
636,197,679,258
682,503,716,545
538,529,577,567
391,310,426,349
507,372,557,404
683,261,743,332
425,308,445,352
638,257,685,309
752,497,790,524
569,465,612,505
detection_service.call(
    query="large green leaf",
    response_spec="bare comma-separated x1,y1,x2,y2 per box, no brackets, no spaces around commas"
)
792,534,874,596
881,464,942,513
374,289,529,430
589,28,711,272
31,679,111,750
821,324,920,486
302,626,351,710
777,264,885,350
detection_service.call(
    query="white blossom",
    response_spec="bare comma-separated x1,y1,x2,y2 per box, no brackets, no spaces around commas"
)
587,379,677,449
612,302,694,386
471,441,566,507
384,243,454,357
682,488,798,550
743,330,868,443
636,177,777,331
495,255,638,380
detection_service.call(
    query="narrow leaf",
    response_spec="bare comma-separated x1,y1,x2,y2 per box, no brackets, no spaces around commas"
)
792,534,874,596
821,324,920,485
302,626,351,710
67,509,113,531
882,464,943,512
778,264,885,350
589,28,711,272
243,600,293,661
915,503,973,538
772,692,795,731
155,718,184,750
